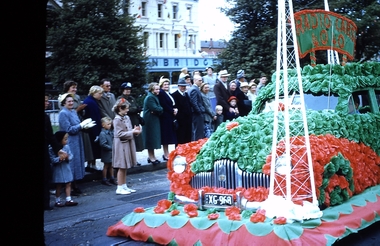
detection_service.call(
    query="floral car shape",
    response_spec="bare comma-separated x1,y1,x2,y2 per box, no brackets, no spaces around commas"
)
167,62,380,209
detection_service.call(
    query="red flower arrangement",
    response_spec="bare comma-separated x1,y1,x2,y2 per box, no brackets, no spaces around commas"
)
167,139,208,201
250,209,266,223
208,213,219,220
242,187,269,202
154,199,172,214
184,203,198,218
273,217,287,225
226,121,239,131
264,134,380,207
133,207,145,213
225,206,241,221
170,210,180,216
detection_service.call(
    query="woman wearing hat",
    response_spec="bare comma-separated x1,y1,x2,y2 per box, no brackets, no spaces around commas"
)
117,82,144,166
142,83,163,165
59,81,94,175
58,93,95,195
236,81,251,116
157,76,178,160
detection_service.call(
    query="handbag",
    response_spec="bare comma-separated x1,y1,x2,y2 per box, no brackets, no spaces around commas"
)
173,119,179,131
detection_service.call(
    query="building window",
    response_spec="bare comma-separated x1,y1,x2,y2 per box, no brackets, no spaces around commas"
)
158,4,162,18
186,6,192,22
141,2,147,17
159,33,164,48
143,32,149,47
174,34,179,49
172,5,178,20
188,35,194,49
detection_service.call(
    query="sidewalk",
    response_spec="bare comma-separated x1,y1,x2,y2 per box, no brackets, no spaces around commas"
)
80,144,176,183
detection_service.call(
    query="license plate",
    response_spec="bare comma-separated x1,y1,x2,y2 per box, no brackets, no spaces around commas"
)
203,193,234,208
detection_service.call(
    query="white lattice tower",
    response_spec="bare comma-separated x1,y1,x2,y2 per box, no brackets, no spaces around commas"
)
324,0,340,65
268,0,318,206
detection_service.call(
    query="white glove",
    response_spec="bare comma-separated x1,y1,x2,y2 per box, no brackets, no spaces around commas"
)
80,118,92,128
83,121,96,129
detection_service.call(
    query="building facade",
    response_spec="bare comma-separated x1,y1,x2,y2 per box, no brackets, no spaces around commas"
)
129,0,221,82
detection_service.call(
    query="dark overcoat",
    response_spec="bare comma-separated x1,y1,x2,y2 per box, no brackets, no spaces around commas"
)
99,128,113,163
213,79,231,120
83,95,102,159
171,90,192,144
142,92,163,149
158,89,177,145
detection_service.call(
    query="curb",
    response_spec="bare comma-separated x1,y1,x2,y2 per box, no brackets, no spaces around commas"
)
78,161,168,183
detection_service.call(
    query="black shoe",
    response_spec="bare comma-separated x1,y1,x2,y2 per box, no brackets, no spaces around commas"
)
136,162,142,166
162,155,169,161
109,179,118,185
147,158,152,163
153,159,161,166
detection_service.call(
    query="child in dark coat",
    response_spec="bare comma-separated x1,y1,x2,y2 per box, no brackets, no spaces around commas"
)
99,117,116,186
213,105,224,132
49,131,78,207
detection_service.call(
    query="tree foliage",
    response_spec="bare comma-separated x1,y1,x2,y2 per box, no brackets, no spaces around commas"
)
218,0,379,81
46,0,148,95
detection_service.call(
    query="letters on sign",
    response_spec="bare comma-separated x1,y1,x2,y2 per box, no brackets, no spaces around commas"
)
293,10,357,60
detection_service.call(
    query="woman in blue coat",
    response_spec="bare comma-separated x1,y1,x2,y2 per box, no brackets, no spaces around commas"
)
58,93,86,194
142,83,163,165
157,77,178,160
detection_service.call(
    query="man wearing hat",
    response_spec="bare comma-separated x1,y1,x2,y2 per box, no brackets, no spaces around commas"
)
171,78,193,144
179,67,188,80
213,70,233,121
99,78,116,119
234,69,246,89
236,81,251,116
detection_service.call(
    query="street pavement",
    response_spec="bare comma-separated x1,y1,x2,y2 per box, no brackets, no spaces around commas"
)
81,145,176,183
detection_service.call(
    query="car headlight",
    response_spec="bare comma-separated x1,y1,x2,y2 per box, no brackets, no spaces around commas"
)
173,155,187,173
275,155,291,175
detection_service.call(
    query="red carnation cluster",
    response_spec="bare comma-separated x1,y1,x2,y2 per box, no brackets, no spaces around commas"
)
273,216,287,225
225,206,241,221
133,207,145,213
226,121,239,131
184,203,198,218
154,199,172,214
250,209,266,223
264,134,380,207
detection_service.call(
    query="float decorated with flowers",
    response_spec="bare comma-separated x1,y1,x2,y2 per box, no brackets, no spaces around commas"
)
107,3,380,245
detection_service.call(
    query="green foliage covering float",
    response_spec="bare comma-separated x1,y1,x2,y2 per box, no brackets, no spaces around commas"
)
191,62,380,174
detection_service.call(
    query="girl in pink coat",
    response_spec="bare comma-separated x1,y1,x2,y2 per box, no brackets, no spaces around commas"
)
112,98,141,195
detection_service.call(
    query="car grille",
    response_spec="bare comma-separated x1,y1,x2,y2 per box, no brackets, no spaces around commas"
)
190,159,270,189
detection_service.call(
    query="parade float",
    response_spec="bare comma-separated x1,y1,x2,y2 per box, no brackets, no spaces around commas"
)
107,1,380,245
